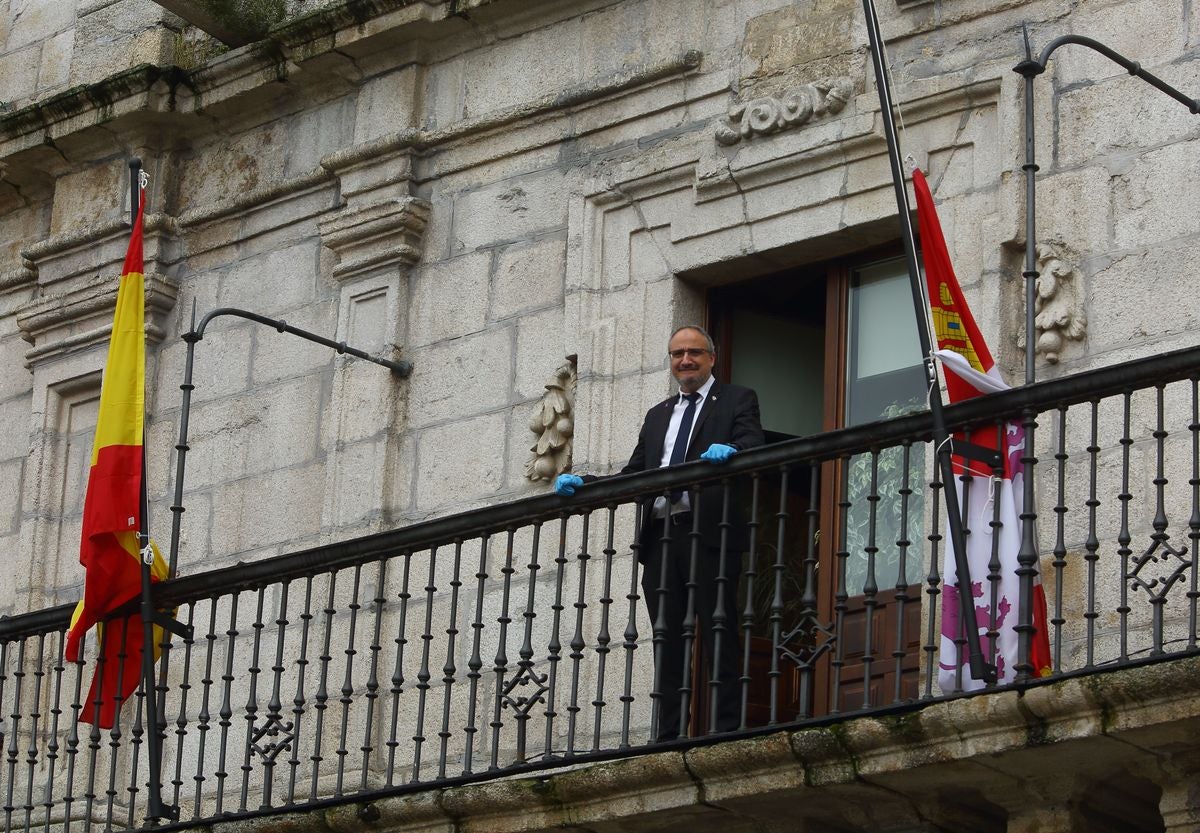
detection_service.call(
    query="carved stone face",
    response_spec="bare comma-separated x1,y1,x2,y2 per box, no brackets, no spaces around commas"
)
668,328,715,394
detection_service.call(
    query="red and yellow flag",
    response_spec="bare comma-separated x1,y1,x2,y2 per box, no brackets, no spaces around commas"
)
915,168,1053,684
65,188,168,728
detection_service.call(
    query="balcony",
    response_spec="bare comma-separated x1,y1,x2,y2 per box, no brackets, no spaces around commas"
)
1,345,1198,833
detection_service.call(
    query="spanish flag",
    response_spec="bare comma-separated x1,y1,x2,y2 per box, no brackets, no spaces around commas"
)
914,168,1053,688
64,187,169,728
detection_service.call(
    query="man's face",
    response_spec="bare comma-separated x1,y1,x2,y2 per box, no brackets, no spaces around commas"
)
668,328,715,394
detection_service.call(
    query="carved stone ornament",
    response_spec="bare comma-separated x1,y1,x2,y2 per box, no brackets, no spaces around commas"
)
525,356,577,482
714,77,853,146
1034,241,1086,363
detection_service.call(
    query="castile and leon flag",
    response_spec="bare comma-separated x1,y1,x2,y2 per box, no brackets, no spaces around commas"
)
64,185,169,728
912,168,1052,691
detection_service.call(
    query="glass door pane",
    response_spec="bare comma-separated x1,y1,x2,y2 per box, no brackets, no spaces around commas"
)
843,258,927,595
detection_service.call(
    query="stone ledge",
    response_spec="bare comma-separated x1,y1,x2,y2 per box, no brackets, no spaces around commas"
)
201,656,1200,833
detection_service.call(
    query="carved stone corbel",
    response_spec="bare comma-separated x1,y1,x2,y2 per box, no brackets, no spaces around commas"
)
525,356,577,482
1033,241,1086,364
714,77,854,146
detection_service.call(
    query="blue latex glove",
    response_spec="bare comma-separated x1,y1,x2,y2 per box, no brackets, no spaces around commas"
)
700,443,736,463
554,473,584,496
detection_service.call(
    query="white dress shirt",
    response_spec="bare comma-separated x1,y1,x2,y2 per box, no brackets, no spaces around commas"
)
655,375,715,515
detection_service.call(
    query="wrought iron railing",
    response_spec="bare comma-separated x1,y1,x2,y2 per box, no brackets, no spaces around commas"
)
1,346,1198,831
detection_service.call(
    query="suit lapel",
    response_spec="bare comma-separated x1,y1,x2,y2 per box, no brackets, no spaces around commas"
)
687,379,723,452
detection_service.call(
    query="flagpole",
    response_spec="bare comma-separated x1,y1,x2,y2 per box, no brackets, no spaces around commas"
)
129,158,172,823
859,0,996,683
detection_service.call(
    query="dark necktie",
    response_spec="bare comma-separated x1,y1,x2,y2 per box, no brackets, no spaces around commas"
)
668,392,700,501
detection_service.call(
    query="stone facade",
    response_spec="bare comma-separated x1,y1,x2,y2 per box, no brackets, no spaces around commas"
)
1,0,1199,830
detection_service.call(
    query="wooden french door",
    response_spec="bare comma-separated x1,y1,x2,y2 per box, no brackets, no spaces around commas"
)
708,249,928,724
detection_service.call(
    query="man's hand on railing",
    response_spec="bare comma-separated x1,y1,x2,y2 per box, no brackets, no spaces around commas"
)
554,473,584,496
700,443,737,463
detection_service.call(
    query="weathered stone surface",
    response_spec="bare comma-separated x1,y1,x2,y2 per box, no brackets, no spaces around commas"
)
451,170,569,252
414,412,507,511
404,327,512,429
490,236,565,323
407,251,491,347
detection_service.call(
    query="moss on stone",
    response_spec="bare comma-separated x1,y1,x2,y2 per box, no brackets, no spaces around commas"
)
196,0,287,41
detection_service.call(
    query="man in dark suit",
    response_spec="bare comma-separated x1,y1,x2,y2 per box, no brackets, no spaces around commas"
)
555,325,765,740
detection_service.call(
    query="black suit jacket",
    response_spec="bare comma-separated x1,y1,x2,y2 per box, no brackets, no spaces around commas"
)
591,379,765,561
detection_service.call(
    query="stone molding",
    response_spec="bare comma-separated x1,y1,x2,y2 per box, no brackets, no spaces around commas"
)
318,196,431,280
16,212,181,367
177,167,334,230
16,272,180,367
714,77,854,146
525,356,576,481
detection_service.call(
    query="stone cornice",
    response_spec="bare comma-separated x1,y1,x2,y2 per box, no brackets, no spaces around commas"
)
177,167,333,230
0,65,193,160
16,272,180,367
317,50,704,174
20,213,180,265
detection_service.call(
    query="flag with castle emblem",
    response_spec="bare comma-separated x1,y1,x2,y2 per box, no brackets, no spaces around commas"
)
913,168,1052,690
64,186,169,728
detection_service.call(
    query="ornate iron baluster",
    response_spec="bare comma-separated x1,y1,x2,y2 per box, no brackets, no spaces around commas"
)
436,541,464,781
1128,384,1192,654
335,564,363,794
543,518,569,754
861,451,881,710
6,635,24,832
170,603,197,813
309,572,338,799
831,461,849,714
952,470,976,692
565,512,591,753
591,509,616,751
985,427,1005,676
708,482,732,734
489,531,517,770
1084,400,1101,668
768,470,790,724
648,496,671,742
678,494,702,738
796,466,828,719
256,582,295,809
619,503,643,748
381,552,409,784
44,631,67,833
24,633,46,833
409,547,439,783
1052,406,1069,673
738,475,761,728
360,559,389,790
103,618,132,833
501,523,547,764
126,642,143,831
213,595,240,816
1189,377,1200,650
1014,405,1041,682
238,587,267,812
892,442,914,704
1117,391,1134,662
462,536,490,775
286,577,314,804
191,602,219,819
922,449,944,699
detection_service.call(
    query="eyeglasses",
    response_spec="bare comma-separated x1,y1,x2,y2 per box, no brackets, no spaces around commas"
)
668,348,712,360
